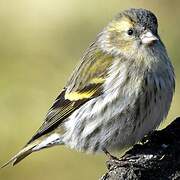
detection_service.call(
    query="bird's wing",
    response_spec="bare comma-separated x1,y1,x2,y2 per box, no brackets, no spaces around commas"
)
27,43,114,144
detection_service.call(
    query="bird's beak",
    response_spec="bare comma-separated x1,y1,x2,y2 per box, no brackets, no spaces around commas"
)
140,30,158,45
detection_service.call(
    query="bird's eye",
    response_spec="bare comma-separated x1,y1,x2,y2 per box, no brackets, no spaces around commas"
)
127,28,134,36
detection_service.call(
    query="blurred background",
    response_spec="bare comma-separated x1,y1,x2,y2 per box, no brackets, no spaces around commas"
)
0,0,179,179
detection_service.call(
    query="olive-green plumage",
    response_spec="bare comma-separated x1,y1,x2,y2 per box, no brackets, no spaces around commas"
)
1,8,175,168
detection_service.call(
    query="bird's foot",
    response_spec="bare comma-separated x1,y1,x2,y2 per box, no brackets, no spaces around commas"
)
102,148,122,170
102,148,119,161
103,148,137,170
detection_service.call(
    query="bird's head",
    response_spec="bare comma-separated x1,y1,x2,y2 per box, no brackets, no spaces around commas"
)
99,8,162,59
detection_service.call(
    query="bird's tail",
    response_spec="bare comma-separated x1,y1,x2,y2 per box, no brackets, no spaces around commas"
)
1,141,39,168
1,133,62,168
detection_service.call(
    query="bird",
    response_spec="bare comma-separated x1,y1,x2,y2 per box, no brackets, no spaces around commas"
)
1,8,175,168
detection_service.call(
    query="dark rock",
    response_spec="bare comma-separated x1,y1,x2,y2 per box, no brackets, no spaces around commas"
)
101,117,180,180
